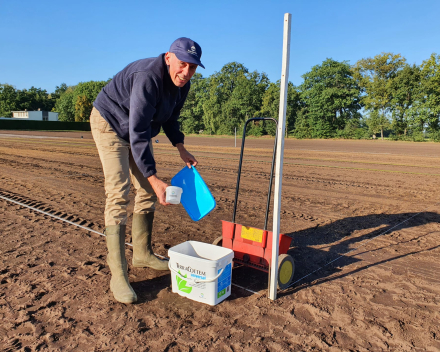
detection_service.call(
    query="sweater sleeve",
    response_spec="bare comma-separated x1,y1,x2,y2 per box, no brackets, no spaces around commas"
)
129,72,158,178
162,84,189,146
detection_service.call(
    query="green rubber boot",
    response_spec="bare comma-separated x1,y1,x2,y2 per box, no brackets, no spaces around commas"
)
132,213,169,270
105,225,137,304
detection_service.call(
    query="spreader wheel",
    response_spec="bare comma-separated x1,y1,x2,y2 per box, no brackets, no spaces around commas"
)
212,236,223,247
277,254,294,289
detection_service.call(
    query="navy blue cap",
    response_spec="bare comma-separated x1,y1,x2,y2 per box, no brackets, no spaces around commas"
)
169,37,205,69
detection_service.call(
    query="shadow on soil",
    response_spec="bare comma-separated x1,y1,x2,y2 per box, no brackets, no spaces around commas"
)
129,212,440,302
131,273,171,304
229,211,440,298
277,211,440,297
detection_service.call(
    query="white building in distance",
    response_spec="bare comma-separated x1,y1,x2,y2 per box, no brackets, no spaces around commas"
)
0,110,59,121
10,110,59,121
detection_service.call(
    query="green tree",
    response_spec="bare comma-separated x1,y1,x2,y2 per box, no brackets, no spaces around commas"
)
52,81,107,122
365,109,390,138
16,86,54,112
225,70,269,136
75,95,93,122
407,53,440,136
202,62,269,135
179,73,208,134
256,81,301,136
292,108,312,139
53,86,75,121
72,81,107,122
388,64,421,137
49,83,68,101
353,52,406,139
202,63,245,134
296,58,362,138
0,84,18,117
0,84,56,116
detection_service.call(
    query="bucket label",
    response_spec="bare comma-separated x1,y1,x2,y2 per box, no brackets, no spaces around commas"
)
241,226,264,243
217,263,232,298
176,263,206,279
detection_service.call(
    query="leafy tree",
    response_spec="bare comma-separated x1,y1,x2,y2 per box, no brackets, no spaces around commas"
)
202,63,247,134
407,53,440,135
296,58,362,138
256,81,301,136
0,84,18,117
353,53,406,139
75,95,93,122
49,83,68,101
53,86,76,122
72,81,107,122
291,108,311,138
335,117,369,139
1,84,56,116
179,73,207,134
388,64,421,136
202,62,269,135
365,109,390,138
16,86,54,112
225,70,269,135
52,81,107,122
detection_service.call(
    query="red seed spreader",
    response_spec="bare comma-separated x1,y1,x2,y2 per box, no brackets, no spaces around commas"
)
213,118,294,289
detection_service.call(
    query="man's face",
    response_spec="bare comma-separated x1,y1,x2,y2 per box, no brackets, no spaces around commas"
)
165,52,198,87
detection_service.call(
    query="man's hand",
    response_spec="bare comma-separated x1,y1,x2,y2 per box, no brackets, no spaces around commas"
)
148,174,171,206
176,143,198,168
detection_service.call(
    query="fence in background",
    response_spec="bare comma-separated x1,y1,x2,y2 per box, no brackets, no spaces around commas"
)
0,119,90,131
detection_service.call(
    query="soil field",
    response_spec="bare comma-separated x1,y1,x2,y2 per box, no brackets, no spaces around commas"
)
0,130,439,351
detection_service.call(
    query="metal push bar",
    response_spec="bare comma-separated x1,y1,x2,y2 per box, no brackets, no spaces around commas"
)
232,117,278,230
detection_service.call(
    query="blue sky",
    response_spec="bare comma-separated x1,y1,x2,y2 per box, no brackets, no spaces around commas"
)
1,0,439,93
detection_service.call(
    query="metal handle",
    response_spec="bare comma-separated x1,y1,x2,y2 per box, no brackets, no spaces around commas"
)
232,118,278,230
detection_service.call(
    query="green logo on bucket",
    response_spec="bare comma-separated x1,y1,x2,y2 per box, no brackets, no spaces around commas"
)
217,289,226,298
177,271,192,294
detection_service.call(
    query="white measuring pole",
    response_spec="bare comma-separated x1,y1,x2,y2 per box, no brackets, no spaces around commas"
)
269,13,291,301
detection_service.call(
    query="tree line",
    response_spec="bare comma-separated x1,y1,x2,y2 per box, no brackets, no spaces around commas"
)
1,52,439,141
0,80,110,123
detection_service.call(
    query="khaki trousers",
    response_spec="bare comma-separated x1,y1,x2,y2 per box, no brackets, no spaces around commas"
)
90,107,157,226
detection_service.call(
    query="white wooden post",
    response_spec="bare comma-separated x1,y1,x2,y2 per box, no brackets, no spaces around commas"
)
269,13,291,301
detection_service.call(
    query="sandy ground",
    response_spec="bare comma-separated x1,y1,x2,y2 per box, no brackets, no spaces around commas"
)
0,130,439,351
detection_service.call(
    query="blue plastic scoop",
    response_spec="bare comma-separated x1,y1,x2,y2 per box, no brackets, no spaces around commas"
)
171,167,216,221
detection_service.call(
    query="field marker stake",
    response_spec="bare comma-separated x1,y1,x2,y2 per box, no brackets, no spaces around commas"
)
269,13,291,301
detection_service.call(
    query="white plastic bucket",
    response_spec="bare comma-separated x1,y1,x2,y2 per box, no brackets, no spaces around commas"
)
168,241,234,306
166,186,183,204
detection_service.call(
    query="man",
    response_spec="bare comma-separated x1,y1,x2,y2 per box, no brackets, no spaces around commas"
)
90,37,204,304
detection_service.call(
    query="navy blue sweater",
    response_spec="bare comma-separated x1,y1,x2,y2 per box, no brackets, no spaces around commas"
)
93,54,189,178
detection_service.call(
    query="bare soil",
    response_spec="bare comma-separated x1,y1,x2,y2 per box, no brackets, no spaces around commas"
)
0,131,439,351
